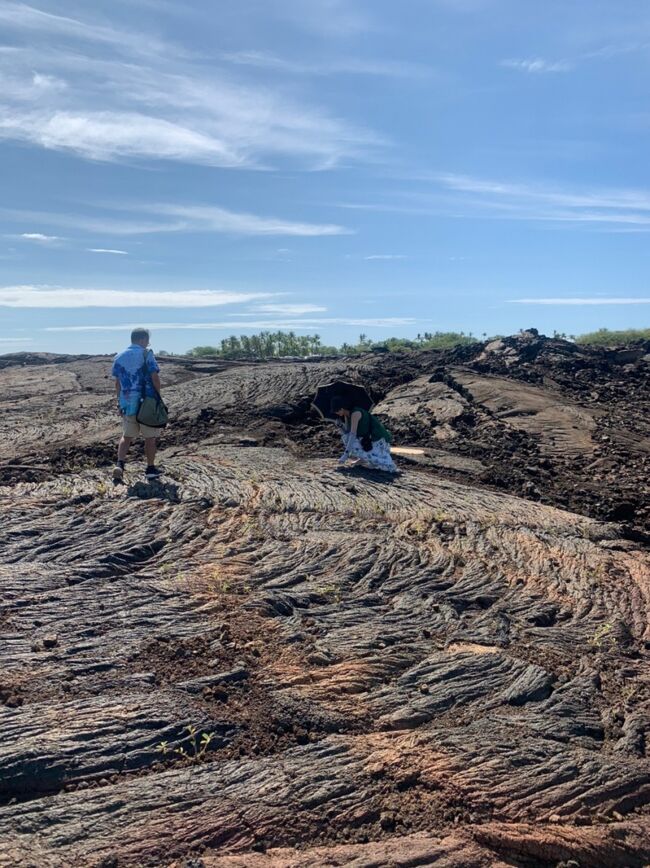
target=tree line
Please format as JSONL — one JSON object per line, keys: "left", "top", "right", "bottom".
{"left": 184, "top": 330, "right": 482, "bottom": 359}
{"left": 169, "top": 327, "right": 649, "bottom": 360}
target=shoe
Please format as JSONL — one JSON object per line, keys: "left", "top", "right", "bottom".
{"left": 112, "top": 461, "right": 125, "bottom": 482}
{"left": 145, "top": 465, "right": 164, "bottom": 480}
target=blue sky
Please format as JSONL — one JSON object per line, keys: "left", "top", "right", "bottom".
{"left": 1, "top": 0, "right": 650, "bottom": 354}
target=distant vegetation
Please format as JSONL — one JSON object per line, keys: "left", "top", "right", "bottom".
{"left": 185, "top": 326, "right": 649, "bottom": 359}
{"left": 574, "top": 328, "right": 650, "bottom": 346}
{"left": 187, "top": 330, "right": 483, "bottom": 359}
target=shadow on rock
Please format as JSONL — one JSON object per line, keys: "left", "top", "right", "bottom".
{"left": 336, "top": 466, "right": 400, "bottom": 484}
{"left": 126, "top": 480, "right": 181, "bottom": 502}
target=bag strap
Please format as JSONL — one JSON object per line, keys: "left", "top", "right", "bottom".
{"left": 140, "top": 348, "right": 150, "bottom": 400}
{"left": 140, "top": 347, "right": 161, "bottom": 401}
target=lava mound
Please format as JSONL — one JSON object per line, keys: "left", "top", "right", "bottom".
{"left": 0, "top": 335, "right": 648, "bottom": 867}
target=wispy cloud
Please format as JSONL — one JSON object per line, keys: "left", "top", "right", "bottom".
{"left": 0, "top": 8, "right": 380, "bottom": 169}
{"left": 1, "top": 202, "right": 351, "bottom": 237}
{"left": 1, "top": 207, "right": 187, "bottom": 236}
{"left": 437, "top": 173, "right": 650, "bottom": 228}
{"left": 501, "top": 37, "right": 650, "bottom": 76}
{"left": 0, "top": 1, "right": 179, "bottom": 58}
{"left": 509, "top": 297, "right": 650, "bottom": 305}
{"left": 148, "top": 203, "right": 350, "bottom": 236}
{"left": 252, "top": 304, "right": 328, "bottom": 314}
{"left": 45, "top": 317, "right": 417, "bottom": 332}
{"left": 360, "top": 172, "right": 650, "bottom": 231}
{"left": 15, "top": 232, "right": 61, "bottom": 243}
{"left": 87, "top": 248, "right": 129, "bottom": 255}
{"left": 364, "top": 254, "right": 407, "bottom": 260}
{"left": 0, "top": 285, "right": 275, "bottom": 308}
{"left": 276, "top": 0, "right": 375, "bottom": 38}
{"left": 501, "top": 58, "right": 573, "bottom": 74}
{"left": 223, "top": 49, "right": 427, "bottom": 79}
{"left": 0, "top": 110, "right": 253, "bottom": 167}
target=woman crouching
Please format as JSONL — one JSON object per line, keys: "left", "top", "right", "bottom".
{"left": 330, "top": 396, "right": 398, "bottom": 474}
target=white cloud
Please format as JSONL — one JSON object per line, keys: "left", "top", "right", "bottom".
{"left": 222, "top": 50, "right": 427, "bottom": 79}
{"left": 0, "top": 1, "right": 176, "bottom": 58}
{"left": 1, "top": 203, "right": 350, "bottom": 237}
{"left": 364, "top": 254, "right": 407, "bottom": 260}
{"left": 0, "top": 23, "right": 381, "bottom": 169}
{"left": 275, "top": 0, "right": 375, "bottom": 37}
{"left": 0, "top": 336, "right": 32, "bottom": 342}
{"left": 148, "top": 204, "right": 349, "bottom": 236}
{"left": 509, "top": 297, "right": 650, "bottom": 305}
{"left": 87, "top": 248, "right": 129, "bottom": 255}
{"left": 436, "top": 173, "right": 650, "bottom": 210}
{"left": 17, "top": 232, "right": 61, "bottom": 242}
{"left": 386, "top": 173, "right": 650, "bottom": 231}
{"left": 45, "top": 317, "right": 417, "bottom": 332}
{"left": 501, "top": 58, "right": 572, "bottom": 73}
{"left": 0, "top": 110, "right": 248, "bottom": 166}
{"left": 0, "top": 285, "right": 275, "bottom": 308}
{"left": 1, "top": 207, "right": 187, "bottom": 236}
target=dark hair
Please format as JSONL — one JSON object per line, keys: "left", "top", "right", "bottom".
{"left": 131, "top": 327, "right": 150, "bottom": 344}
{"left": 330, "top": 395, "right": 351, "bottom": 414}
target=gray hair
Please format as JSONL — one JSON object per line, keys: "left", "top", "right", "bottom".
{"left": 131, "top": 327, "right": 150, "bottom": 344}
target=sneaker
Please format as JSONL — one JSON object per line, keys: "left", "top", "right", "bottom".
{"left": 112, "top": 461, "right": 125, "bottom": 482}
{"left": 145, "top": 465, "right": 164, "bottom": 480}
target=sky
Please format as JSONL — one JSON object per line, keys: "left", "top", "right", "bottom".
{"left": 1, "top": 0, "right": 650, "bottom": 355}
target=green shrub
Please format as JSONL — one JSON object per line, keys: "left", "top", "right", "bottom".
{"left": 575, "top": 328, "right": 650, "bottom": 346}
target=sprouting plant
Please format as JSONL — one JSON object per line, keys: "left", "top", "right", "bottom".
{"left": 96, "top": 480, "right": 108, "bottom": 496}
{"left": 621, "top": 683, "right": 638, "bottom": 704}
{"left": 433, "top": 510, "right": 451, "bottom": 523}
{"left": 590, "top": 622, "right": 616, "bottom": 650}
{"left": 157, "top": 726, "right": 214, "bottom": 762}
{"left": 319, "top": 584, "right": 342, "bottom": 604}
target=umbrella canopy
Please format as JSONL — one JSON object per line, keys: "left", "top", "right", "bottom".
{"left": 312, "top": 380, "right": 373, "bottom": 421}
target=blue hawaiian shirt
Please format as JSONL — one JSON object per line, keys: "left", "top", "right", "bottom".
{"left": 111, "top": 344, "right": 160, "bottom": 416}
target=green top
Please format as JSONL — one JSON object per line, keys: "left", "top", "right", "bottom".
{"left": 349, "top": 406, "right": 393, "bottom": 443}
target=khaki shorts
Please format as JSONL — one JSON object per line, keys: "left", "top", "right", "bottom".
{"left": 122, "top": 415, "right": 161, "bottom": 439}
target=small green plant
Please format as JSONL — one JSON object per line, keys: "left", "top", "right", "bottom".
{"left": 432, "top": 510, "right": 451, "bottom": 523}
{"left": 590, "top": 622, "right": 616, "bottom": 650}
{"left": 158, "top": 725, "right": 214, "bottom": 761}
{"left": 96, "top": 480, "right": 108, "bottom": 496}
{"left": 621, "top": 682, "right": 638, "bottom": 704}
{"left": 319, "top": 584, "right": 342, "bottom": 604}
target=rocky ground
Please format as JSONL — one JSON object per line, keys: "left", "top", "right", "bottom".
{"left": 0, "top": 332, "right": 648, "bottom": 868}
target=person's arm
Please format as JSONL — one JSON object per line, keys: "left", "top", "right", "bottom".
{"left": 151, "top": 372, "right": 161, "bottom": 393}
{"left": 338, "top": 411, "right": 362, "bottom": 464}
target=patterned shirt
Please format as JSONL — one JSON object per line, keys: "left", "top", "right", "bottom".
{"left": 111, "top": 344, "right": 160, "bottom": 416}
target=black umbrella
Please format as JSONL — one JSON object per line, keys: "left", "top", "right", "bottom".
{"left": 312, "top": 380, "right": 373, "bottom": 421}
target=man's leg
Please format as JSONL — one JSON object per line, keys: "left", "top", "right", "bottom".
{"left": 144, "top": 437, "right": 157, "bottom": 466}
{"left": 114, "top": 414, "right": 138, "bottom": 481}
{"left": 113, "top": 435, "right": 132, "bottom": 481}
{"left": 141, "top": 423, "right": 162, "bottom": 479}
{"left": 117, "top": 436, "right": 133, "bottom": 462}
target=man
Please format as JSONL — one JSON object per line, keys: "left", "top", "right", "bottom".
{"left": 111, "top": 327, "right": 164, "bottom": 481}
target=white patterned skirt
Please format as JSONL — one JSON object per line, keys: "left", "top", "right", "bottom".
{"left": 340, "top": 432, "right": 398, "bottom": 473}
